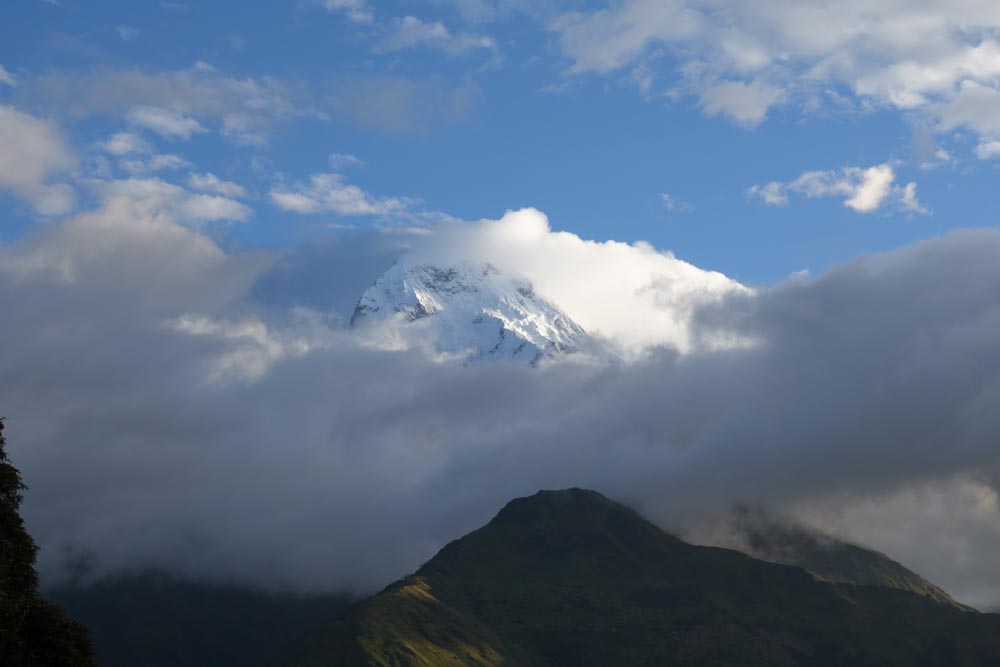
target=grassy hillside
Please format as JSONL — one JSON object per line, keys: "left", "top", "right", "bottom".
{"left": 283, "top": 489, "right": 1000, "bottom": 666}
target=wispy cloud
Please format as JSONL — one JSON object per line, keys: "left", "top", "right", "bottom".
{"left": 748, "top": 163, "right": 929, "bottom": 215}
{"left": 323, "top": 0, "right": 373, "bottom": 24}
{"left": 376, "top": 15, "right": 498, "bottom": 57}
{"left": 271, "top": 171, "right": 411, "bottom": 217}
{"left": 187, "top": 172, "right": 248, "bottom": 199}
{"left": 0, "top": 64, "right": 16, "bottom": 87}
{"left": 127, "top": 106, "right": 207, "bottom": 140}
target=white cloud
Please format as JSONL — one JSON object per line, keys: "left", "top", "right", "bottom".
{"left": 97, "top": 131, "right": 191, "bottom": 175}
{"left": 127, "top": 106, "right": 207, "bottom": 140}
{"left": 976, "top": 140, "right": 1000, "bottom": 159}
{"left": 698, "top": 79, "right": 786, "bottom": 127}
{"left": 748, "top": 162, "right": 928, "bottom": 215}
{"left": 270, "top": 172, "right": 412, "bottom": 217}
{"left": 119, "top": 154, "right": 191, "bottom": 175}
{"left": 99, "top": 131, "right": 152, "bottom": 156}
{"left": 0, "top": 105, "right": 75, "bottom": 215}
{"left": 0, "top": 64, "right": 16, "bottom": 87}
{"left": 97, "top": 178, "right": 252, "bottom": 224}
{"left": 843, "top": 164, "right": 895, "bottom": 213}
{"left": 899, "top": 181, "right": 930, "bottom": 214}
{"left": 25, "top": 64, "right": 316, "bottom": 145}
{"left": 187, "top": 172, "right": 248, "bottom": 199}
{"left": 328, "top": 153, "right": 364, "bottom": 170}
{"left": 659, "top": 193, "right": 691, "bottom": 211}
{"left": 376, "top": 16, "right": 498, "bottom": 56}
{"left": 550, "top": 0, "right": 1000, "bottom": 138}
{"left": 405, "top": 208, "right": 746, "bottom": 355}
{"left": 323, "top": 0, "right": 373, "bottom": 23}
{"left": 115, "top": 25, "right": 139, "bottom": 41}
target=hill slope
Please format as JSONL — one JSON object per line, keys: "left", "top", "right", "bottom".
{"left": 703, "top": 505, "right": 969, "bottom": 610}
{"left": 284, "top": 488, "right": 1000, "bottom": 666}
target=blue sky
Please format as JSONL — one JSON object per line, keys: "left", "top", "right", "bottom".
{"left": 3, "top": 0, "right": 999, "bottom": 285}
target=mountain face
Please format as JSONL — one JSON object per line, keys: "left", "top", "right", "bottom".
{"left": 284, "top": 488, "right": 1000, "bottom": 667}
{"left": 705, "top": 505, "right": 970, "bottom": 610}
{"left": 350, "top": 261, "right": 607, "bottom": 366}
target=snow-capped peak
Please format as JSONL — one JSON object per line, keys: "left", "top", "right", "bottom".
{"left": 350, "top": 260, "right": 607, "bottom": 365}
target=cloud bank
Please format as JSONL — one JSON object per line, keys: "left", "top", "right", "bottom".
{"left": 2, "top": 194, "right": 1000, "bottom": 609}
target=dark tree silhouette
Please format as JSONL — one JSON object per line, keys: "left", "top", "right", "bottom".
{"left": 0, "top": 419, "right": 94, "bottom": 666}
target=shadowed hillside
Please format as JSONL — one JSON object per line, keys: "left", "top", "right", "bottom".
{"left": 282, "top": 488, "right": 1000, "bottom": 666}
{"left": 48, "top": 572, "right": 353, "bottom": 667}
{"left": 705, "top": 505, "right": 970, "bottom": 610}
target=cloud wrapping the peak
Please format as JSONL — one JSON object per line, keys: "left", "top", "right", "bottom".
{"left": 2, "top": 194, "right": 1000, "bottom": 609}
{"left": 401, "top": 208, "right": 746, "bottom": 355}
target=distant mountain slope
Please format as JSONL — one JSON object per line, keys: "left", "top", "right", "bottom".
{"left": 699, "top": 505, "right": 969, "bottom": 610}
{"left": 350, "top": 261, "right": 609, "bottom": 365}
{"left": 283, "top": 489, "right": 1000, "bottom": 666}
{"left": 48, "top": 572, "right": 352, "bottom": 667}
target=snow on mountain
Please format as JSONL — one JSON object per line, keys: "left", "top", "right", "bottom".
{"left": 350, "top": 260, "right": 610, "bottom": 366}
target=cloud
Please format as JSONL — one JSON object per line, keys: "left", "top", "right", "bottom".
{"left": 127, "top": 106, "right": 207, "bottom": 140}
{"left": 748, "top": 162, "right": 928, "bottom": 214}
{"left": 98, "top": 132, "right": 152, "bottom": 157}
{"left": 4, "top": 194, "right": 1000, "bottom": 609}
{"left": 328, "top": 76, "right": 483, "bottom": 134}
{"left": 0, "top": 105, "right": 76, "bottom": 215}
{"left": 187, "top": 173, "right": 248, "bottom": 199}
{"left": 327, "top": 153, "right": 364, "bottom": 170}
{"left": 388, "top": 208, "right": 747, "bottom": 356}
{"left": 549, "top": 0, "right": 1000, "bottom": 139}
{"left": 323, "top": 0, "right": 374, "bottom": 24}
{"left": 975, "top": 140, "right": 1000, "bottom": 159}
{"left": 115, "top": 25, "right": 139, "bottom": 41}
{"left": 95, "top": 178, "right": 252, "bottom": 224}
{"left": 96, "top": 131, "right": 191, "bottom": 175}
{"left": 21, "top": 64, "right": 317, "bottom": 145}
{"left": 376, "top": 16, "right": 498, "bottom": 57}
{"left": 697, "top": 79, "right": 785, "bottom": 127}
{"left": 270, "top": 171, "right": 411, "bottom": 217}
{"left": 0, "top": 64, "right": 16, "bottom": 87}
{"left": 659, "top": 193, "right": 691, "bottom": 212}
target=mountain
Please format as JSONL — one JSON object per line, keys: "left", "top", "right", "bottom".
{"left": 47, "top": 572, "right": 353, "bottom": 667}
{"left": 282, "top": 488, "right": 1000, "bottom": 666}
{"left": 350, "top": 261, "right": 609, "bottom": 366}
{"left": 697, "top": 505, "right": 970, "bottom": 610}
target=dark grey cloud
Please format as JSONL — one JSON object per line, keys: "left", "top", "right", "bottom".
{"left": 3, "top": 199, "right": 1000, "bottom": 607}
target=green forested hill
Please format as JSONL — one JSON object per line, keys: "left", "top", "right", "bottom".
{"left": 282, "top": 488, "right": 1000, "bottom": 667}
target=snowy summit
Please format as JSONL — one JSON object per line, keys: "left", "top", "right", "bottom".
{"left": 350, "top": 260, "right": 608, "bottom": 366}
